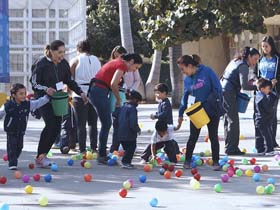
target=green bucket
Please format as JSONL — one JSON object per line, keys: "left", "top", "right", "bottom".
{"left": 51, "top": 92, "right": 68, "bottom": 116}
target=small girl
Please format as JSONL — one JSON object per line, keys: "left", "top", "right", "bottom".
{"left": 113, "top": 90, "right": 142, "bottom": 169}
{"left": 0, "top": 83, "right": 50, "bottom": 170}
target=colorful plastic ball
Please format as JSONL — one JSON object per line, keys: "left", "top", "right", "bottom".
{"left": 241, "top": 148, "right": 247, "bottom": 153}
{"left": 242, "top": 158, "right": 248, "bottom": 165}
{"left": 144, "top": 164, "right": 152, "bottom": 172}
{"left": 123, "top": 181, "right": 131, "bottom": 190}
{"left": 221, "top": 174, "right": 229, "bottom": 183}
{"left": 256, "top": 186, "right": 265, "bottom": 195}
{"left": 228, "top": 159, "right": 235, "bottom": 166}
{"left": 190, "top": 179, "right": 200, "bottom": 190}
{"left": 107, "top": 159, "right": 116, "bottom": 166}
{"left": 193, "top": 173, "right": 201, "bottom": 181}
{"left": 22, "top": 175, "right": 30, "bottom": 183}
{"left": 0, "top": 203, "right": 9, "bottom": 210}
{"left": 76, "top": 153, "right": 83, "bottom": 160}
{"left": 28, "top": 163, "right": 35, "bottom": 169}
{"left": 214, "top": 183, "right": 222, "bottom": 193}
{"left": 250, "top": 158, "right": 256, "bottom": 165}
{"left": 51, "top": 164, "right": 58, "bottom": 172}
{"left": 2, "top": 154, "right": 8, "bottom": 161}
{"left": 253, "top": 166, "right": 261, "bottom": 173}
{"left": 14, "top": 171, "right": 22, "bottom": 179}
{"left": 80, "top": 159, "right": 86, "bottom": 167}
{"left": 0, "top": 176, "right": 7, "bottom": 184}
{"left": 239, "top": 135, "right": 245, "bottom": 140}
{"left": 164, "top": 171, "right": 171, "bottom": 179}
{"left": 227, "top": 169, "right": 234, "bottom": 177}
{"left": 267, "top": 184, "right": 275, "bottom": 192}
{"left": 33, "top": 173, "right": 40, "bottom": 182}
{"left": 161, "top": 163, "right": 169, "bottom": 170}
{"left": 264, "top": 185, "right": 273, "bottom": 194}
{"left": 67, "top": 159, "right": 74, "bottom": 166}
{"left": 24, "top": 185, "right": 33, "bottom": 194}
{"left": 235, "top": 169, "right": 243, "bottom": 177}
{"left": 38, "top": 196, "right": 48, "bottom": 207}
{"left": 252, "top": 173, "right": 261, "bottom": 182}
{"left": 175, "top": 169, "right": 183, "bottom": 177}
{"left": 84, "top": 161, "right": 92, "bottom": 169}
{"left": 262, "top": 164, "right": 269, "bottom": 171}
{"left": 180, "top": 156, "right": 185, "bottom": 162}
{"left": 118, "top": 150, "right": 125, "bottom": 157}
{"left": 71, "top": 155, "right": 77, "bottom": 160}
{"left": 190, "top": 168, "right": 198, "bottom": 175}
{"left": 167, "top": 164, "right": 175, "bottom": 172}
{"left": 92, "top": 152, "right": 98, "bottom": 160}
{"left": 278, "top": 161, "right": 280, "bottom": 166}
{"left": 195, "top": 159, "right": 202, "bottom": 166}
{"left": 267, "top": 178, "right": 275, "bottom": 185}
{"left": 86, "top": 151, "right": 93, "bottom": 160}
{"left": 159, "top": 168, "right": 165, "bottom": 176}
{"left": 245, "top": 169, "right": 253, "bottom": 177}
{"left": 84, "top": 174, "right": 92, "bottom": 182}
{"left": 206, "top": 158, "right": 213, "bottom": 166}
{"left": 191, "top": 162, "right": 197, "bottom": 168}
{"left": 199, "top": 152, "right": 205, "bottom": 157}
{"left": 149, "top": 198, "right": 158, "bottom": 207}
{"left": 47, "top": 151, "right": 52, "bottom": 158}
{"left": 127, "top": 179, "right": 134, "bottom": 188}
{"left": 204, "top": 149, "right": 211, "bottom": 156}
{"left": 222, "top": 164, "right": 229, "bottom": 172}
{"left": 139, "top": 175, "right": 147, "bottom": 183}
{"left": 118, "top": 188, "right": 127, "bottom": 198}
{"left": 44, "top": 174, "right": 52, "bottom": 182}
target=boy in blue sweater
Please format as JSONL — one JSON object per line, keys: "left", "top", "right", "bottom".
{"left": 255, "top": 78, "right": 278, "bottom": 156}
{"left": 0, "top": 83, "right": 50, "bottom": 170}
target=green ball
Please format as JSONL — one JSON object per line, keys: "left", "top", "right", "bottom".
{"left": 235, "top": 169, "right": 243, "bottom": 177}
{"left": 47, "top": 151, "right": 52, "bottom": 158}
{"left": 222, "top": 164, "right": 229, "bottom": 172}
{"left": 278, "top": 161, "right": 280, "bottom": 166}
{"left": 195, "top": 159, "right": 202, "bottom": 166}
{"left": 180, "top": 156, "right": 185, "bottom": 162}
{"left": 267, "top": 184, "right": 275, "bottom": 192}
{"left": 242, "top": 159, "right": 248, "bottom": 165}
{"left": 264, "top": 185, "right": 273, "bottom": 194}
{"left": 87, "top": 147, "right": 92, "bottom": 152}
{"left": 149, "top": 159, "right": 157, "bottom": 167}
{"left": 76, "top": 153, "right": 83, "bottom": 160}
{"left": 214, "top": 183, "right": 222, "bottom": 193}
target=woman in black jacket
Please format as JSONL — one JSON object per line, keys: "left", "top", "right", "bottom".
{"left": 31, "top": 40, "right": 87, "bottom": 167}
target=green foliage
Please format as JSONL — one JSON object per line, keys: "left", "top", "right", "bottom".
{"left": 86, "top": 0, "right": 153, "bottom": 61}
{"left": 134, "top": 0, "right": 280, "bottom": 50}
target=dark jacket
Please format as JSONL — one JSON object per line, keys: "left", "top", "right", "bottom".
{"left": 31, "top": 56, "right": 82, "bottom": 98}
{"left": 117, "top": 102, "right": 140, "bottom": 142}
{"left": 255, "top": 91, "right": 277, "bottom": 127}
{"left": 155, "top": 98, "right": 173, "bottom": 124}
{"left": 4, "top": 100, "right": 30, "bottom": 134}
{"left": 254, "top": 55, "right": 280, "bottom": 95}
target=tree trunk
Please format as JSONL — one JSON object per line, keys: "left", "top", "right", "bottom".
{"left": 145, "top": 49, "right": 162, "bottom": 102}
{"left": 169, "top": 45, "right": 183, "bottom": 108}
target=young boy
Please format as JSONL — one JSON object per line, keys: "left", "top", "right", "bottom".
{"left": 115, "top": 90, "right": 142, "bottom": 169}
{"left": 255, "top": 78, "right": 278, "bottom": 156}
{"left": 150, "top": 83, "right": 173, "bottom": 125}
{"left": 0, "top": 83, "right": 50, "bottom": 170}
{"left": 140, "top": 120, "right": 178, "bottom": 164}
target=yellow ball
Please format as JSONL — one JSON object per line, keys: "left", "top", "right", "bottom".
{"left": 240, "top": 135, "right": 245, "bottom": 140}
{"left": 86, "top": 151, "right": 93, "bottom": 160}
{"left": 241, "top": 148, "right": 247, "bottom": 153}
{"left": 38, "top": 196, "right": 48, "bottom": 206}
{"left": 245, "top": 169, "right": 253, "bottom": 177}
{"left": 123, "top": 181, "right": 131, "bottom": 190}
{"left": 92, "top": 152, "right": 98, "bottom": 160}
{"left": 139, "top": 123, "right": 143, "bottom": 129}
{"left": 24, "top": 185, "right": 33, "bottom": 194}
{"left": 190, "top": 179, "right": 200, "bottom": 190}
{"left": 256, "top": 186, "right": 265, "bottom": 195}
{"left": 204, "top": 149, "right": 211, "bottom": 156}
{"left": 84, "top": 161, "right": 92, "bottom": 169}
{"left": 71, "top": 155, "right": 77, "bottom": 160}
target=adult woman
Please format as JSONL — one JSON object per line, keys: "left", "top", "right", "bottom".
{"left": 70, "top": 40, "right": 101, "bottom": 153}
{"left": 89, "top": 53, "right": 143, "bottom": 164}
{"left": 31, "top": 40, "right": 87, "bottom": 167}
{"left": 221, "top": 47, "right": 260, "bottom": 155}
{"left": 177, "top": 55, "right": 223, "bottom": 171}
{"left": 255, "top": 35, "right": 280, "bottom": 150}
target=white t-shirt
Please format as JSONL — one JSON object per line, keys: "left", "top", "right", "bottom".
{"left": 151, "top": 125, "right": 175, "bottom": 144}
{"left": 70, "top": 53, "right": 101, "bottom": 97}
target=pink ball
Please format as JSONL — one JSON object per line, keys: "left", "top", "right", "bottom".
{"left": 22, "top": 174, "right": 30, "bottom": 183}
{"left": 128, "top": 179, "right": 134, "bottom": 188}
{"left": 227, "top": 169, "right": 234, "bottom": 177}
{"left": 221, "top": 174, "right": 229, "bottom": 183}
{"left": 3, "top": 154, "right": 8, "bottom": 161}
{"left": 253, "top": 166, "right": 261, "bottom": 173}
{"left": 274, "top": 154, "right": 280, "bottom": 161}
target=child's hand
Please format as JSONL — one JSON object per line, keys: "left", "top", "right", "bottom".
{"left": 272, "top": 79, "right": 277, "bottom": 87}
{"left": 150, "top": 114, "right": 156, "bottom": 120}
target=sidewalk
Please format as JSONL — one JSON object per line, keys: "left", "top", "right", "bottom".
{"left": 0, "top": 102, "right": 280, "bottom": 210}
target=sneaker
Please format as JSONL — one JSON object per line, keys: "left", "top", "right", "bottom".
{"left": 8, "top": 166, "right": 18, "bottom": 170}
{"left": 273, "top": 146, "right": 280, "bottom": 151}
{"left": 97, "top": 156, "right": 110, "bottom": 165}
{"left": 265, "top": 151, "right": 279, "bottom": 156}
{"left": 139, "top": 159, "right": 147, "bottom": 164}
{"left": 183, "top": 161, "right": 191, "bottom": 169}
{"left": 257, "top": 152, "right": 265, "bottom": 156}
{"left": 35, "top": 155, "right": 53, "bottom": 168}
{"left": 213, "top": 162, "right": 221, "bottom": 171}
{"left": 120, "top": 162, "right": 134, "bottom": 169}
{"left": 225, "top": 151, "right": 245, "bottom": 156}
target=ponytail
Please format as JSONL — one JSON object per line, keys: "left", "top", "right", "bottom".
{"left": 177, "top": 55, "right": 199, "bottom": 66}
{"left": 234, "top": 47, "right": 259, "bottom": 61}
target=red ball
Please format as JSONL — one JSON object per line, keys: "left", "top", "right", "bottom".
{"left": 164, "top": 171, "right": 171, "bottom": 179}
{"left": 33, "top": 173, "right": 41, "bottom": 181}
{"left": 168, "top": 164, "right": 175, "bottom": 172}
{"left": 156, "top": 157, "right": 162, "bottom": 165}
{"left": 250, "top": 158, "right": 256, "bottom": 165}
{"left": 118, "top": 150, "right": 125, "bottom": 157}
{"left": 228, "top": 159, "right": 235, "bottom": 166}
{"left": 29, "top": 163, "right": 35, "bottom": 169}
{"left": 193, "top": 173, "right": 201, "bottom": 181}
{"left": 0, "top": 176, "right": 7, "bottom": 184}
{"left": 3, "top": 154, "right": 8, "bottom": 161}
{"left": 162, "top": 163, "right": 169, "bottom": 170}
{"left": 143, "top": 164, "right": 151, "bottom": 172}
{"left": 80, "top": 160, "right": 86, "bottom": 167}
{"left": 175, "top": 169, "right": 183, "bottom": 177}
{"left": 191, "top": 168, "right": 198, "bottom": 175}
{"left": 84, "top": 173, "right": 92, "bottom": 182}
{"left": 119, "top": 188, "right": 127, "bottom": 198}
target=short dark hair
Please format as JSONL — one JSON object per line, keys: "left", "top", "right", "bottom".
{"left": 125, "top": 89, "right": 142, "bottom": 102}
{"left": 121, "top": 53, "right": 143, "bottom": 64}
{"left": 177, "top": 55, "right": 199, "bottom": 66}
{"left": 155, "top": 120, "right": 168, "bottom": 132}
{"left": 10, "top": 83, "right": 26, "bottom": 97}
{"left": 77, "top": 39, "right": 91, "bottom": 53}
{"left": 256, "top": 78, "right": 272, "bottom": 91}
{"left": 154, "top": 83, "right": 169, "bottom": 94}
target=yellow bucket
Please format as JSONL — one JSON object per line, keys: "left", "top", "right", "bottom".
{"left": 0, "top": 92, "right": 8, "bottom": 107}
{"left": 185, "top": 102, "right": 210, "bottom": 129}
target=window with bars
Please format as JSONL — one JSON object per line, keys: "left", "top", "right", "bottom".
{"left": 9, "top": 9, "right": 23, "bottom": 17}
{"left": 9, "top": 21, "right": 24, "bottom": 29}
{"left": 10, "top": 31, "right": 24, "bottom": 45}
{"left": 59, "top": 32, "right": 69, "bottom": 44}
{"left": 32, "top": 32, "right": 46, "bottom": 45}
{"left": 59, "top": 21, "right": 68, "bottom": 29}
{"left": 49, "top": 21, "right": 56, "bottom": 29}
{"left": 10, "top": 54, "right": 24, "bottom": 72}
{"left": 32, "top": 22, "right": 46, "bottom": 29}
{"left": 32, "top": 9, "right": 46, "bottom": 18}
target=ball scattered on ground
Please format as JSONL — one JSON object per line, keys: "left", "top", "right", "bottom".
{"left": 14, "top": 171, "right": 22, "bottom": 179}
{"left": 24, "top": 185, "right": 33, "bottom": 194}
{"left": 221, "top": 174, "right": 229, "bottom": 183}
{"left": 67, "top": 159, "right": 74, "bottom": 166}
{"left": 123, "top": 181, "right": 131, "bottom": 190}
{"left": 118, "top": 188, "right": 127, "bottom": 198}
{"left": 38, "top": 196, "right": 48, "bottom": 207}
{"left": 253, "top": 166, "right": 261, "bottom": 173}
{"left": 252, "top": 173, "right": 261, "bottom": 182}
{"left": 149, "top": 198, "right": 158, "bottom": 207}
{"left": 245, "top": 169, "right": 253, "bottom": 177}
{"left": 235, "top": 169, "right": 243, "bottom": 177}
{"left": 2, "top": 154, "right": 8, "bottom": 161}
{"left": 22, "top": 175, "right": 30, "bottom": 183}
{"left": 84, "top": 161, "right": 92, "bottom": 169}
{"left": 28, "top": 163, "right": 35, "bottom": 169}
{"left": 262, "top": 164, "right": 269, "bottom": 171}
{"left": 139, "top": 175, "right": 147, "bottom": 183}
{"left": 0, "top": 203, "right": 9, "bottom": 210}
{"left": 190, "top": 179, "right": 200, "bottom": 190}
{"left": 0, "top": 176, "right": 7, "bottom": 184}
{"left": 175, "top": 169, "right": 183, "bottom": 177}
{"left": 51, "top": 164, "right": 58, "bottom": 172}
{"left": 84, "top": 174, "right": 92, "bottom": 182}
{"left": 267, "top": 178, "right": 275, "bottom": 185}
{"left": 214, "top": 183, "right": 222, "bottom": 193}
{"left": 256, "top": 186, "right": 265, "bottom": 195}
{"left": 44, "top": 174, "right": 52, "bottom": 182}
{"left": 33, "top": 173, "right": 40, "bottom": 182}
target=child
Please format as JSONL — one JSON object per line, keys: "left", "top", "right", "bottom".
{"left": 150, "top": 83, "right": 173, "bottom": 125}
{"left": 114, "top": 90, "right": 142, "bottom": 169}
{"left": 0, "top": 83, "right": 50, "bottom": 170}
{"left": 140, "top": 120, "right": 178, "bottom": 164}
{"left": 255, "top": 78, "right": 278, "bottom": 156}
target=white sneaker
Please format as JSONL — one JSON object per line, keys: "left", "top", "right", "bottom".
{"left": 265, "top": 151, "right": 279, "bottom": 156}
{"left": 8, "top": 166, "right": 18, "bottom": 170}
{"left": 35, "top": 155, "right": 54, "bottom": 168}
{"left": 139, "top": 159, "right": 147, "bottom": 164}
{"left": 257, "top": 152, "right": 265, "bottom": 156}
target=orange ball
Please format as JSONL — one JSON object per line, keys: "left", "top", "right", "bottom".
{"left": 176, "top": 155, "right": 181, "bottom": 162}
{"left": 84, "top": 173, "right": 92, "bottom": 182}
{"left": 164, "top": 171, "right": 171, "bottom": 179}
{"left": 206, "top": 158, "right": 213, "bottom": 166}
{"left": 175, "top": 169, "right": 183, "bottom": 177}
{"left": 113, "top": 151, "right": 118, "bottom": 156}
{"left": 14, "top": 171, "right": 22, "bottom": 179}
{"left": 144, "top": 164, "right": 151, "bottom": 172}
{"left": 261, "top": 164, "right": 269, "bottom": 172}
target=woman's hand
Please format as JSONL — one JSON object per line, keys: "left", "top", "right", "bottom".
{"left": 80, "top": 92, "right": 88, "bottom": 104}
{"left": 175, "top": 117, "right": 184, "bottom": 130}
{"left": 46, "top": 87, "right": 56, "bottom": 96}
{"left": 272, "top": 79, "right": 277, "bottom": 88}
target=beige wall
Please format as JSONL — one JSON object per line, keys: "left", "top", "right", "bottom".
{"left": 182, "top": 36, "right": 229, "bottom": 77}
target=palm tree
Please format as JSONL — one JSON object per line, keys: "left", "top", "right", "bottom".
{"left": 169, "top": 45, "right": 183, "bottom": 108}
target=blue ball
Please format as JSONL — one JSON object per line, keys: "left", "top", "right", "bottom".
{"left": 107, "top": 159, "right": 116, "bottom": 166}
{"left": 267, "top": 178, "right": 275, "bottom": 185}
{"left": 190, "top": 162, "right": 197, "bottom": 168}
{"left": 67, "top": 159, "right": 74, "bottom": 166}
{"left": 159, "top": 168, "right": 165, "bottom": 175}
{"left": 51, "top": 164, "right": 58, "bottom": 172}
{"left": 219, "top": 160, "right": 226, "bottom": 166}
{"left": 44, "top": 174, "right": 52, "bottom": 182}
{"left": 111, "top": 155, "right": 118, "bottom": 161}
{"left": 139, "top": 175, "right": 147, "bottom": 183}
{"left": 0, "top": 203, "right": 9, "bottom": 210}
{"left": 222, "top": 156, "right": 229, "bottom": 162}
{"left": 150, "top": 198, "right": 158, "bottom": 207}
{"left": 252, "top": 173, "right": 261, "bottom": 182}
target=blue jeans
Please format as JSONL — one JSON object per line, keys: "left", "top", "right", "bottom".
{"left": 89, "top": 86, "right": 112, "bottom": 157}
